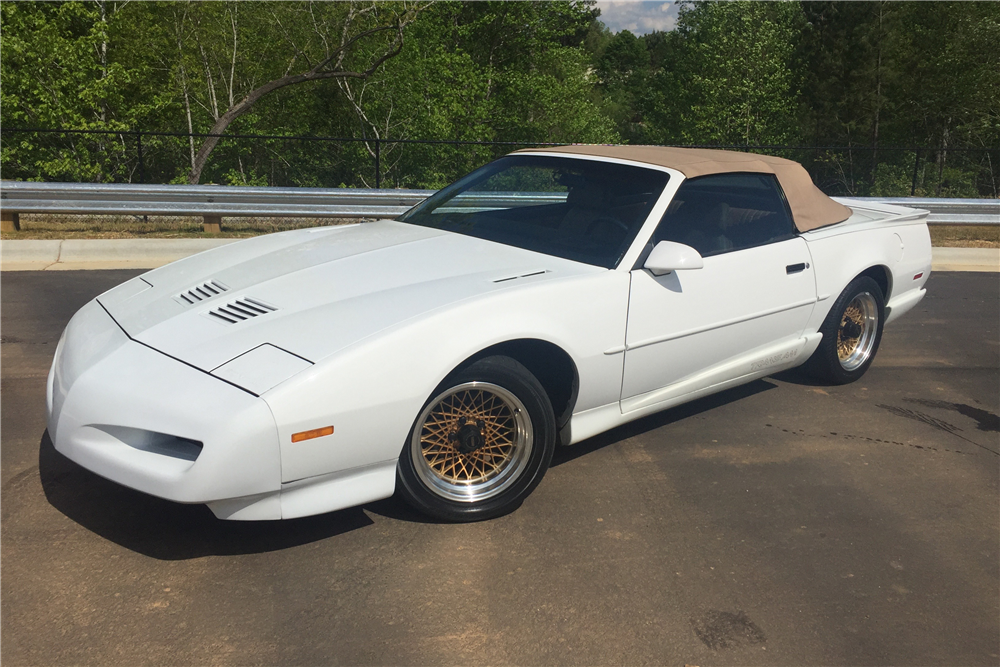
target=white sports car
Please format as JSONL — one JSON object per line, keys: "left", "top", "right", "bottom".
{"left": 47, "top": 146, "right": 933, "bottom": 522}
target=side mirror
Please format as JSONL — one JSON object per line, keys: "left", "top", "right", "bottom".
{"left": 643, "top": 240, "right": 704, "bottom": 276}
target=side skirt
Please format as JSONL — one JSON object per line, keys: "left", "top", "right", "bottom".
{"left": 566, "top": 334, "right": 822, "bottom": 445}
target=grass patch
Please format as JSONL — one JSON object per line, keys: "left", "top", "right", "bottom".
{"left": 928, "top": 225, "right": 999, "bottom": 248}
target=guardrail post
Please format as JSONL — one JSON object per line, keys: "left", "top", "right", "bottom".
{"left": 203, "top": 215, "right": 222, "bottom": 233}
{"left": 1, "top": 211, "right": 20, "bottom": 232}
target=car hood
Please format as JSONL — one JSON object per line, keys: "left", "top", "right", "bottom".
{"left": 98, "top": 220, "right": 598, "bottom": 372}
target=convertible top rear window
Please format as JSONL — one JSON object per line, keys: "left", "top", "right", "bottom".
{"left": 399, "top": 155, "right": 670, "bottom": 268}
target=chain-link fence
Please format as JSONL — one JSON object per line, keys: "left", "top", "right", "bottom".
{"left": 739, "top": 145, "right": 999, "bottom": 200}
{"left": 0, "top": 128, "right": 562, "bottom": 192}
{"left": 2, "top": 128, "right": 998, "bottom": 199}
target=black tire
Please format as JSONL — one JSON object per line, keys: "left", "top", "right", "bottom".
{"left": 396, "top": 355, "right": 556, "bottom": 522}
{"left": 806, "top": 276, "right": 886, "bottom": 384}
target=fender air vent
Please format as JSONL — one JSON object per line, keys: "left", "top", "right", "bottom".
{"left": 208, "top": 297, "right": 278, "bottom": 324}
{"left": 493, "top": 269, "right": 549, "bottom": 284}
{"left": 176, "top": 280, "right": 228, "bottom": 305}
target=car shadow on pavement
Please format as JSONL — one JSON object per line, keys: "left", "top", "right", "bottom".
{"left": 362, "top": 496, "right": 452, "bottom": 524}
{"left": 551, "top": 378, "right": 778, "bottom": 467}
{"left": 768, "top": 366, "right": 831, "bottom": 387}
{"left": 38, "top": 431, "right": 373, "bottom": 560}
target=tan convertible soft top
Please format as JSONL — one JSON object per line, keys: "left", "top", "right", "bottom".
{"left": 515, "top": 144, "right": 852, "bottom": 232}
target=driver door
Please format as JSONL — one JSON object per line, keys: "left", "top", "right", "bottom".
{"left": 621, "top": 173, "right": 817, "bottom": 406}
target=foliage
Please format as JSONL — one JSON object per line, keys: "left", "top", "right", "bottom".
{"left": 0, "top": 1, "right": 175, "bottom": 181}
{"left": 669, "top": 0, "right": 805, "bottom": 146}
{"left": 1, "top": 0, "right": 997, "bottom": 196}
{"left": 330, "top": 1, "right": 618, "bottom": 188}
{"left": 797, "top": 1, "right": 999, "bottom": 194}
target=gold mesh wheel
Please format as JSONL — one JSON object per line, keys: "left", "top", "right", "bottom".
{"left": 837, "top": 292, "right": 878, "bottom": 371}
{"left": 410, "top": 381, "right": 533, "bottom": 503}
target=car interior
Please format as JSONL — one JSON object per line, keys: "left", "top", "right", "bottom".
{"left": 653, "top": 173, "right": 798, "bottom": 257}
{"left": 402, "top": 156, "right": 670, "bottom": 268}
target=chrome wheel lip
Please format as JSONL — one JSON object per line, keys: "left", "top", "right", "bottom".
{"left": 838, "top": 292, "right": 878, "bottom": 371}
{"left": 410, "top": 381, "right": 533, "bottom": 504}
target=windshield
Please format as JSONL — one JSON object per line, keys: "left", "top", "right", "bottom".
{"left": 398, "top": 155, "right": 670, "bottom": 268}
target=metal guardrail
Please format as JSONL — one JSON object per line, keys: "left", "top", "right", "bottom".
{"left": 0, "top": 181, "right": 429, "bottom": 218}
{"left": 0, "top": 181, "right": 997, "bottom": 232}
{"left": 0, "top": 181, "right": 433, "bottom": 232}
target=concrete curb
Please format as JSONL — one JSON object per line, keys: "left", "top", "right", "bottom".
{"left": 1, "top": 238, "right": 998, "bottom": 272}
{"left": 1, "top": 239, "right": 237, "bottom": 271}
{"left": 929, "top": 247, "right": 1000, "bottom": 272}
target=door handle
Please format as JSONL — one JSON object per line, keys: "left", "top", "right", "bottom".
{"left": 786, "top": 262, "right": 809, "bottom": 274}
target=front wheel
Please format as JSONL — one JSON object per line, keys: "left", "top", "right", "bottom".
{"left": 396, "top": 356, "right": 556, "bottom": 522}
{"left": 806, "top": 276, "right": 885, "bottom": 384}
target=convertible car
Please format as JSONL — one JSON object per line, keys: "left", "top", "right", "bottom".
{"left": 47, "top": 146, "right": 932, "bottom": 522}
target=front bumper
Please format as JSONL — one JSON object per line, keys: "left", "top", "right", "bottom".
{"left": 46, "top": 300, "right": 283, "bottom": 518}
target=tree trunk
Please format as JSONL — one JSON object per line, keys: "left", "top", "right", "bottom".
{"left": 935, "top": 125, "right": 950, "bottom": 196}
{"left": 181, "top": 67, "right": 197, "bottom": 172}
{"left": 185, "top": 15, "right": 413, "bottom": 184}
{"left": 870, "top": 2, "right": 884, "bottom": 189}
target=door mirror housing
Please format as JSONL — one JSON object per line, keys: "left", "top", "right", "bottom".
{"left": 643, "top": 241, "right": 704, "bottom": 276}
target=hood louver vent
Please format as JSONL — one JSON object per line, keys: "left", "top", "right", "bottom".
{"left": 207, "top": 297, "right": 278, "bottom": 324}
{"left": 176, "top": 280, "right": 228, "bottom": 305}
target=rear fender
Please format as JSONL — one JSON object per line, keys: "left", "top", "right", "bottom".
{"left": 803, "top": 223, "right": 931, "bottom": 332}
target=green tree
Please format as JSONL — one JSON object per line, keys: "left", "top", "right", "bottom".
{"left": 889, "top": 2, "right": 1000, "bottom": 196}
{"left": 167, "top": 1, "right": 423, "bottom": 184}
{"left": 799, "top": 1, "right": 999, "bottom": 196}
{"left": 593, "top": 30, "right": 650, "bottom": 142}
{"left": 646, "top": 0, "right": 806, "bottom": 146}
{"left": 329, "top": 1, "right": 618, "bottom": 188}
{"left": 0, "top": 1, "right": 174, "bottom": 181}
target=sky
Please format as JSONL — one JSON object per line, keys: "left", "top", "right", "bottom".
{"left": 594, "top": 1, "right": 681, "bottom": 35}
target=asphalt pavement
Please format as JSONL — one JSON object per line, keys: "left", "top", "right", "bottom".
{"left": 1, "top": 270, "right": 998, "bottom": 666}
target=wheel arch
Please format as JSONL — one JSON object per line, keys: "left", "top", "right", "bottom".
{"left": 457, "top": 339, "right": 579, "bottom": 430}
{"left": 857, "top": 264, "right": 893, "bottom": 302}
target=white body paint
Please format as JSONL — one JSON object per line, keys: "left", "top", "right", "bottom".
{"left": 47, "top": 155, "right": 932, "bottom": 520}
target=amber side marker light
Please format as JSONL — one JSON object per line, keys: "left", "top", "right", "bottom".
{"left": 292, "top": 426, "right": 334, "bottom": 443}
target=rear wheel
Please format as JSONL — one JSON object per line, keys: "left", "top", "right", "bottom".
{"left": 807, "top": 276, "right": 885, "bottom": 384}
{"left": 396, "top": 356, "right": 556, "bottom": 522}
